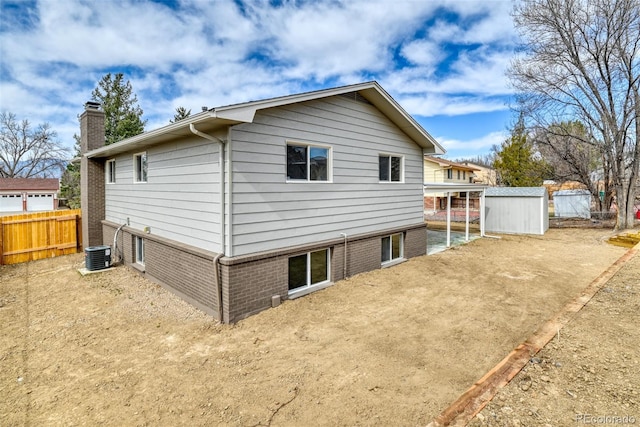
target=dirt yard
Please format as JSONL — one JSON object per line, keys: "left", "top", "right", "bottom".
{"left": 469, "top": 244, "right": 640, "bottom": 427}
{"left": 1, "top": 228, "right": 636, "bottom": 426}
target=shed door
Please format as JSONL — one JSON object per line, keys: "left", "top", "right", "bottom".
{"left": 0, "top": 194, "right": 23, "bottom": 212}
{"left": 27, "top": 194, "right": 54, "bottom": 211}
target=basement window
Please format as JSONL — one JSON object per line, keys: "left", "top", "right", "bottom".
{"left": 135, "top": 236, "right": 145, "bottom": 266}
{"left": 288, "top": 249, "right": 330, "bottom": 296}
{"left": 381, "top": 233, "right": 404, "bottom": 265}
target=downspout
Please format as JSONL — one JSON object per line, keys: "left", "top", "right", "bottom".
{"left": 190, "top": 123, "right": 226, "bottom": 322}
{"left": 340, "top": 233, "right": 348, "bottom": 279}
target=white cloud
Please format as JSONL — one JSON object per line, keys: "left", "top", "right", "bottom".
{"left": 401, "top": 39, "right": 444, "bottom": 69}
{"left": 0, "top": 0, "right": 518, "bottom": 153}
{"left": 437, "top": 130, "right": 507, "bottom": 152}
{"left": 399, "top": 93, "right": 507, "bottom": 117}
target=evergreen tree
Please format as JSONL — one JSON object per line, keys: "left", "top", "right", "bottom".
{"left": 59, "top": 139, "right": 81, "bottom": 208}
{"left": 91, "top": 73, "right": 146, "bottom": 145}
{"left": 170, "top": 107, "right": 191, "bottom": 123}
{"left": 494, "top": 117, "right": 551, "bottom": 187}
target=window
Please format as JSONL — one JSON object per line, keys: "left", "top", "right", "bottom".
{"left": 457, "top": 170, "right": 460, "bottom": 180}
{"left": 379, "top": 155, "right": 402, "bottom": 182}
{"left": 287, "top": 143, "right": 329, "bottom": 181}
{"left": 134, "top": 152, "right": 147, "bottom": 182}
{"left": 463, "top": 171, "right": 466, "bottom": 180}
{"left": 446, "top": 169, "right": 453, "bottom": 180}
{"left": 106, "top": 159, "right": 116, "bottom": 183}
{"left": 135, "top": 236, "right": 145, "bottom": 265}
{"left": 381, "top": 233, "right": 403, "bottom": 264}
{"left": 288, "top": 249, "right": 330, "bottom": 293}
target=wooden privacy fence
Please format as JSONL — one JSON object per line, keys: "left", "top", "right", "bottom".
{"left": 0, "top": 209, "right": 82, "bottom": 265}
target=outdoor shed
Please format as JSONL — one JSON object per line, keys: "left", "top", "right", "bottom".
{"left": 553, "top": 189, "right": 591, "bottom": 219}
{"left": 484, "top": 187, "right": 549, "bottom": 235}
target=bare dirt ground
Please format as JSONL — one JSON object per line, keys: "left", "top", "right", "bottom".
{"left": 469, "top": 245, "right": 640, "bottom": 427}
{"left": 1, "top": 228, "right": 636, "bottom": 426}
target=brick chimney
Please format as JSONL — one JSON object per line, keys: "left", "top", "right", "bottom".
{"left": 80, "top": 102, "right": 106, "bottom": 249}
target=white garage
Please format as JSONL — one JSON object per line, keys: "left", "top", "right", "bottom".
{"left": 0, "top": 194, "right": 23, "bottom": 212}
{"left": 0, "top": 178, "right": 59, "bottom": 213}
{"left": 27, "top": 193, "right": 56, "bottom": 211}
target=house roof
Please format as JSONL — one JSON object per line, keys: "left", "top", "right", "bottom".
{"left": 86, "top": 81, "right": 446, "bottom": 158}
{"left": 424, "top": 155, "right": 480, "bottom": 172}
{"left": 460, "top": 161, "right": 495, "bottom": 171}
{"left": 485, "top": 187, "right": 547, "bottom": 197}
{"left": 0, "top": 178, "right": 59, "bottom": 192}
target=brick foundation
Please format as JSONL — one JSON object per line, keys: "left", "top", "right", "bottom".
{"left": 102, "top": 221, "right": 427, "bottom": 323}
{"left": 103, "top": 221, "right": 219, "bottom": 318}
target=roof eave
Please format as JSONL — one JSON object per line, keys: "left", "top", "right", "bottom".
{"left": 85, "top": 81, "right": 446, "bottom": 158}
{"left": 85, "top": 111, "right": 246, "bottom": 159}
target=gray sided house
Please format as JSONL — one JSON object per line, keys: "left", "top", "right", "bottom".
{"left": 81, "top": 82, "right": 445, "bottom": 322}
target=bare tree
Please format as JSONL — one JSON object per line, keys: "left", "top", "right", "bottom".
{"left": 509, "top": 0, "right": 640, "bottom": 229}
{"left": 0, "top": 112, "right": 69, "bottom": 178}
{"left": 532, "top": 121, "right": 613, "bottom": 211}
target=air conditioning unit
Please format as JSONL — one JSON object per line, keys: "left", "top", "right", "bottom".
{"left": 85, "top": 245, "right": 111, "bottom": 271}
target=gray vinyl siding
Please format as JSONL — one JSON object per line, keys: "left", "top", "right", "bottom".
{"left": 229, "top": 95, "right": 425, "bottom": 256}
{"left": 105, "top": 137, "right": 221, "bottom": 252}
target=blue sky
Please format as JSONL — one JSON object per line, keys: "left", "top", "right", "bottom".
{"left": 0, "top": 0, "right": 518, "bottom": 160}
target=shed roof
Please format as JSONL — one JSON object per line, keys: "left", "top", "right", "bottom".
{"left": 0, "top": 178, "right": 59, "bottom": 192}
{"left": 554, "top": 189, "right": 591, "bottom": 196}
{"left": 87, "top": 81, "right": 445, "bottom": 159}
{"left": 485, "top": 187, "right": 547, "bottom": 197}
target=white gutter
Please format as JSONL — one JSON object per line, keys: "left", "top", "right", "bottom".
{"left": 189, "top": 124, "right": 227, "bottom": 321}
{"left": 225, "top": 127, "right": 233, "bottom": 257}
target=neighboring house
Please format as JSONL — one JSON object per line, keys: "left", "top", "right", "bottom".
{"left": 460, "top": 161, "right": 497, "bottom": 186}
{"left": 80, "top": 81, "right": 445, "bottom": 323}
{"left": 0, "top": 178, "right": 59, "bottom": 212}
{"left": 423, "top": 156, "right": 481, "bottom": 210}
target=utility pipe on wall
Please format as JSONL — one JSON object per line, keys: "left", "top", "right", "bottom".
{"left": 112, "top": 222, "right": 127, "bottom": 265}
{"left": 340, "top": 233, "right": 348, "bottom": 279}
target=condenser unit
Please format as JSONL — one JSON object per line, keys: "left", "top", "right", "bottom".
{"left": 85, "top": 245, "right": 111, "bottom": 271}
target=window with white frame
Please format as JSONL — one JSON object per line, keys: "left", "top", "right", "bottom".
{"left": 446, "top": 169, "right": 453, "bottom": 180}
{"left": 106, "top": 159, "right": 116, "bottom": 183}
{"left": 135, "top": 236, "right": 145, "bottom": 265}
{"left": 379, "top": 155, "right": 402, "bottom": 182}
{"left": 286, "top": 143, "right": 330, "bottom": 181}
{"left": 381, "top": 233, "right": 403, "bottom": 264}
{"left": 134, "top": 152, "right": 147, "bottom": 183}
{"left": 288, "top": 249, "right": 330, "bottom": 293}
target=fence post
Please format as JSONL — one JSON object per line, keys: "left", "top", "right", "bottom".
{"left": 76, "top": 214, "right": 82, "bottom": 251}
